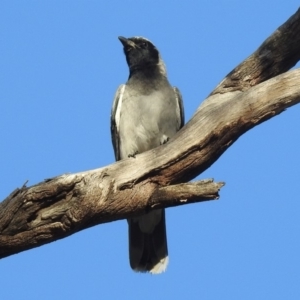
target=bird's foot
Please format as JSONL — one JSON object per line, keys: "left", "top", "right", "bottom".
{"left": 160, "top": 135, "right": 170, "bottom": 145}
{"left": 128, "top": 151, "right": 139, "bottom": 158}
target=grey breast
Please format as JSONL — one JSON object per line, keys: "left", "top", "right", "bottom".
{"left": 118, "top": 84, "right": 179, "bottom": 159}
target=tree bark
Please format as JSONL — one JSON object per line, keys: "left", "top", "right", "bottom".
{"left": 1, "top": 8, "right": 300, "bottom": 259}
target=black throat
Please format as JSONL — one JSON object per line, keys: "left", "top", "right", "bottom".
{"left": 128, "top": 63, "right": 163, "bottom": 80}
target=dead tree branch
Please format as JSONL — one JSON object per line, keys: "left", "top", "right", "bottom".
{"left": 1, "top": 8, "right": 300, "bottom": 259}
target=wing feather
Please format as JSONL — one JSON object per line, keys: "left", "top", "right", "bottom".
{"left": 111, "top": 84, "right": 125, "bottom": 161}
{"left": 173, "top": 86, "right": 185, "bottom": 130}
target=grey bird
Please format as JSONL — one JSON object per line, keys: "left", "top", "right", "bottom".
{"left": 111, "top": 36, "right": 184, "bottom": 274}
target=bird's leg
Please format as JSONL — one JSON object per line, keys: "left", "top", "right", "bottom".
{"left": 160, "top": 135, "right": 170, "bottom": 145}
{"left": 128, "top": 150, "right": 139, "bottom": 158}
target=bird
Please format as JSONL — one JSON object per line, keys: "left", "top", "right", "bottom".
{"left": 110, "top": 36, "right": 184, "bottom": 274}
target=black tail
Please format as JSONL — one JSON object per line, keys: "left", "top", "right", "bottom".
{"left": 128, "top": 209, "right": 168, "bottom": 274}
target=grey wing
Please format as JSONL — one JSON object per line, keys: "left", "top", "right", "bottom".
{"left": 111, "top": 84, "right": 125, "bottom": 161}
{"left": 173, "top": 87, "right": 185, "bottom": 130}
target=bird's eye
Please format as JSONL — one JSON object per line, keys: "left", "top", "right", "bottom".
{"left": 141, "top": 42, "right": 147, "bottom": 48}
{"left": 126, "top": 47, "right": 132, "bottom": 52}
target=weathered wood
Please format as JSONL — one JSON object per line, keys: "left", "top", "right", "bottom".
{"left": 149, "top": 180, "right": 225, "bottom": 209}
{"left": 1, "top": 8, "right": 300, "bottom": 259}
{"left": 0, "top": 176, "right": 222, "bottom": 258}
{"left": 212, "top": 8, "right": 300, "bottom": 94}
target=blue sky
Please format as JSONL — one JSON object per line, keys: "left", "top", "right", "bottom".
{"left": 1, "top": 1, "right": 300, "bottom": 299}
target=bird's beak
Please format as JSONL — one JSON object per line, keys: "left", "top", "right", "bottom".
{"left": 118, "top": 36, "right": 136, "bottom": 48}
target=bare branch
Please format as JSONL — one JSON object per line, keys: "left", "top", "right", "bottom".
{"left": 0, "top": 177, "right": 222, "bottom": 259}
{"left": 212, "top": 8, "right": 300, "bottom": 94}
{"left": 1, "top": 8, "right": 300, "bottom": 259}
{"left": 149, "top": 180, "right": 225, "bottom": 209}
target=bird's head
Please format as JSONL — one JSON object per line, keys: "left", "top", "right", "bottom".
{"left": 118, "top": 36, "right": 166, "bottom": 76}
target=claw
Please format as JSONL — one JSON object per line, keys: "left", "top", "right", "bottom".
{"left": 128, "top": 151, "right": 139, "bottom": 158}
{"left": 160, "top": 135, "right": 170, "bottom": 145}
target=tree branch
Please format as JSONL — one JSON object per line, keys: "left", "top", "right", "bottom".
{"left": 212, "top": 8, "right": 300, "bottom": 94}
{"left": 0, "top": 177, "right": 223, "bottom": 259}
{"left": 1, "top": 8, "right": 300, "bottom": 259}
{"left": 149, "top": 179, "right": 225, "bottom": 209}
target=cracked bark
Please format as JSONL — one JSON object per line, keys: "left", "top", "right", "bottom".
{"left": 1, "top": 8, "right": 300, "bottom": 259}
